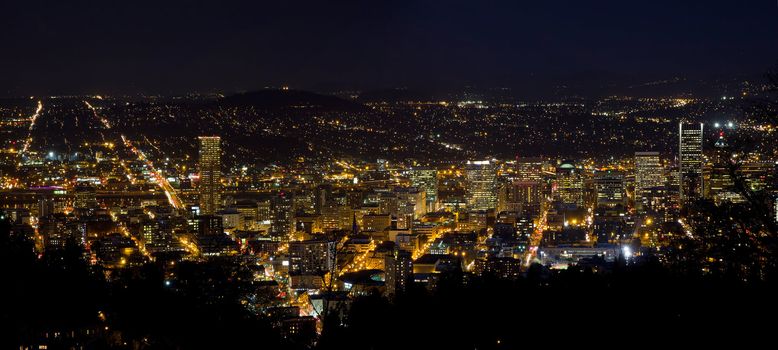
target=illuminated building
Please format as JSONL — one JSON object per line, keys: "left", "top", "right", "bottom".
{"left": 473, "top": 257, "right": 521, "bottom": 280}
{"left": 288, "top": 239, "right": 336, "bottom": 275}
{"left": 271, "top": 191, "right": 294, "bottom": 236}
{"left": 217, "top": 208, "right": 241, "bottom": 230}
{"left": 709, "top": 132, "right": 736, "bottom": 203}
{"left": 394, "top": 187, "right": 426, "bottom": 229}
{"left": 362, "top": 213, "right": 392, "bottom": 232}
{"left": 385, "top": 249, "right": 413, "bottom": 296}
{"left": 594, "top": 170, "right": 625, "bottom": 209}
{"left": 197, "top": 215, "right": 223, "bottom": 236}
{"left": 281, "top": 316, "right": 317, "bottom": 345}
{"left": 141, "top": 220, "right": 159, "bottom": 244}
{"left": 73, "top": 183, "right": 97, "bottom": 209}
{"left": 555, "top": 160, "right": 583, "bottom": 208}
{"left": 465, "top": 160, "right": 497, "bottom": 211}
{"left": 497, "top": 180, "right": 543, "bottom": 218}
{"left": 515, "top": 157, "right": 544, "bottom": 182}
{"left": 515, "top": 215, "right": 535, "bottom": 240}
{"left": 678, "top": 123, "right": 703, "bottom": 203}
{"left": 198, "top": 136, "right": 221, "bottom": 215}
{"left": 634, "top": 151, "right": 663, "bottom": 211}
{"left": 408, "top": 167, "right": 438, "bottom": 211}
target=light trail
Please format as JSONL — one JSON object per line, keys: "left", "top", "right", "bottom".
{"left": 83, "top": 99, "right": 193, "bottom": 260}
{"left": 677, "top": 218, "right": 695, "bottom": 239}
{"left": 523, "top": 207, "right": 548, "bottom": 267}
{"left": 412, "top": 227, "right": 450, "bottom": 260}
{"left": 121, "top": 135, "right": 184, "bottom": 210}
{"left": 110, "top": 212, "right": 152, "bottom": 260}
{"left": 18, "top": 100, "right": 43, "bottom": 162}
{"left": 84, "top": 101, "right": 111, "bottom": 129}
{"left": 83, "top": 99, "right": 184, "bottom": 210}
{"left": 339, "top": 239, "right": 377, "bottom": 276}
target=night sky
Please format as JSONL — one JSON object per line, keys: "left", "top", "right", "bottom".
{"left": 2, "top": 0, "right": 778, "bottom": 96}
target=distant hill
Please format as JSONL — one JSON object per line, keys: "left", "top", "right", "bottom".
{"left": 357, "top": 88, "right": 435, "bottom": 103}
{"left": 218, "top": 89, "right": 366, "bottom": 111}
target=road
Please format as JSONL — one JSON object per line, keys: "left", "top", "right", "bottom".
{"left": 523, "top": 207, "right": 548, "bottom": 267}
{"left": 18, "top": 100, "right": 43, "bottom": 163}
{"left": 121, "top": 135, "right": 184, "bottom": 210}
{"left": 412, "top": 227, "right": 450, "bottom": 260}
{"left": 339, "top": 239, "right": 377, "bottom": 276}
{"left": 83, "top": 100, "right": 184, "bottom": 210}
{"left": 84, "top": 100, "right": 197, "bottom": 259}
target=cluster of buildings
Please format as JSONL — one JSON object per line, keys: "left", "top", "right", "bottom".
{"left": 2, "top": 96, "right": 777, "bottom": 347}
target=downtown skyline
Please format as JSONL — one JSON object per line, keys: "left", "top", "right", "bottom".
{"left": 2, "top": 1, "right": 778, "bottom": 349}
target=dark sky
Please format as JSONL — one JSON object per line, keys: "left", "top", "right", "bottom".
{"left": 2, "top": 0, "right": 778, "bottom": 96}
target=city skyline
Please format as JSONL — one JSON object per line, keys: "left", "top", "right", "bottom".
{"left": 2, "top": 2, "right": 778, "bottom": 349}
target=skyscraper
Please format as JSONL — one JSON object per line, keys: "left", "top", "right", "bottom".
{"left": 384, "top": 249, "right": 413, "bottom": 297}
{"left": 198, "top": 136, "right": 221, "bottom": 215}
{"left": 635, "top": 152, "right": 663, "bottom": 209}
{"left": 515, "top": 157, "right": 544, "bottom": 182}
{"left": 555, "top": 160, "right": 583, "bottom": 208}
{"left": 709, "top": 132, "right": 736, "bottom": 203}
{"left": 678, "top": 123, "right": 704, "bottom": 203}
{"left": 465, "top": 160, "right": 498, "bottom": 211}
{"left": 594, "top": 170, "right": 625, "bottom": 209}
{"left": 271, "top": 191, "right": 294, "bottom": 236}
{"left": 497, "top": 180, "right": 543, "bottom": 218}
{"left": 408, "top": 167, "right": 438, "bottom": 212}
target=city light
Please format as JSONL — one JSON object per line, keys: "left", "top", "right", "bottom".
{"left": 1, "top": 5, "right": 775, "bottom": 346}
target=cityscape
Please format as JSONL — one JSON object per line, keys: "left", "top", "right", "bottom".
{"left": 3, "top": 1, "right": 778, "bottom": 349}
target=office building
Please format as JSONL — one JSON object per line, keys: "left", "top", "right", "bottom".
{"left": 555, "top": 161, "right": 583, "bottom": 208}
{"left": 635, "top": 152, "right": 663, "bottom": 210}
{"left": 288, "top": 239, "right": 337, "bottom": 275}
{"left": 594, "top": 170, "right": 625, "bottom": 209}
{"left": 679, "top": 123, "right": 704, "bottom": 203}
{"left": 408, "top": 167, "right": 438, "bottom": 211}
{"left": 385, "top": 249, "right": 413, "bottom": 296}
{"left": 465, "top": 160, "right": 497, "bottom": 211}
{"left": 198, "top": 136, "right": 221, "bottom": 215}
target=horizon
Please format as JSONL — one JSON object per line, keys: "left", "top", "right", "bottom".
{"left": 2, "top": 0, "right": 778, "bottom": 97}
{"left": 2, "top": 2, "right": 778, "bottom": 349}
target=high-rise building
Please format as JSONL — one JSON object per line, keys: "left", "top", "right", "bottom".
{"left": 635, "top": 152, "right": 663, "bottom": 210}
{"left": 594, "top": 170, "right": 625, "bottom": 209}
{"left": 271, "top": 191, "right": 294, "bottom": 236}
{"left": 515, "top": 157, "right": 544, "bottom": 182}
{"left": 408, "top": 167, "right": 438, "bottom": 211}
{"left": 555, "top": 161, "right": 583, "bottom": 208}
{"left": 385, "top": 249, "right": 413, "bottom": 297}
{"left": 465, "top": 160, "right": 497, "bottom": 211}
{"left": 196, "top": 215, "right": 223, "bottom": 236}
{"left": 198, "top": 136, "right": 221, "bottom": 215}
{"left": 394, "top": 187, "right": 426, "bottom": 229}
{"left": 709, "top": 132, "right": 737, "bottom": 203}
{"left": 288, "top": 239, "right": 337, "bottom": 275}
{"left": 497, "top": 181, "right": 543, "bottom": 218}
{"left": 679, "top": 123, "right": 704, "bottom": 203}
